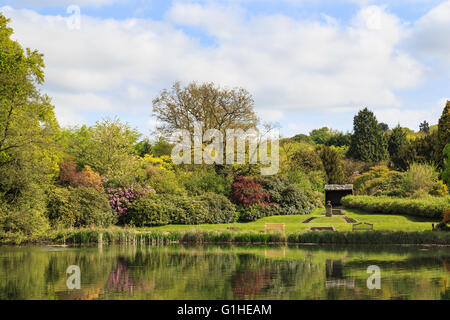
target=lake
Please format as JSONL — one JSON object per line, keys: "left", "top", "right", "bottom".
{"left": 0, "top": 244, "right": 449, "bottom": 300}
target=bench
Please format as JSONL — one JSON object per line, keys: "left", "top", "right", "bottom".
{"left": 264, "top": 223, "right": 285, "bottom": 233}
{"left": 352, "top": 222, "right": 374, "bottom": 232}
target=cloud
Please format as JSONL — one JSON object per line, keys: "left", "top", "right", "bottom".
{"left": 4, "top": 0, "right": 119, "bottom": 8}
{"left": 406, "top": 0, "right": 450, "bottom": 65}
{"left": 374, "top": 98, "right": 445, "bottom": 130}
{"left": 0, "top": 2, "right": 445, "bottom": 133}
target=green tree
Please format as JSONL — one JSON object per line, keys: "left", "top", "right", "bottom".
{"left": 419, "top": 121, "right": 430, "bottom": 134}
{"left": 0, "top": 14, "right": 60, "bottom": 209}
{"left": 438, "top": 101, "right": 450, "bottom": 164}
{"left": 84, "top": 117, "right": 141, "bottom": 186}
{"left": 309, "top": 127, "right": 336, "bottom": 145}
{"left": 388, "top": 125, "right": 408, "bottom": 159}
{"left": 318, "top": 146, "right": 345, "bottom": 184}
{"left": 348, "top": 108, "right": 389, "bottom": 162}
{"left": 443, "top": 144, "right": 450, "bottom": 186}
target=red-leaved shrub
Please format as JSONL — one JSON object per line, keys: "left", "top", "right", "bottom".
{"left": 230, "top": 176, "right": 270, "bottom": 208}
{"left": 59, "top": 160, "right": 103, "bottom": 190}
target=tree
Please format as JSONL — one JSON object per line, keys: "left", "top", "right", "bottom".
{"left": 443, "top": 144, "right": 450, "bottom": 187}
{"left": 326, "top": 132, "right": 352, "bottom": 147}
{"left": 438, "top": 101, "right": 450, "bottom": 161}
{"left": 419, "top": 121, "right": 430, "bottom": 134}
{"left": 388, "top": 125, "right": 408, "bottom": 159}
{"left": 348, "top": 108, "right": 389, "bottom": 162}
{"left": 379, "top": 123, "right": 389, "bottom": 131}
{"left": 0, "top": 14, "right": 60, "bottom": 210}
{"left": 309, "top": 127, "right": 336, "bottom": 145}
{"left": 83, "top": 117, "right": 141, "bottom": 186}
{"left": 318, "top": 146, "right": 345, "bottom": 184}
{"left": 152, "top": 81, "right": 258, "bottom": 136}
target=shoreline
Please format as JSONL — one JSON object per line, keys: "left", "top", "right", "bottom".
{"left": 3, "top": 229, "right": 450, "bottom": 246}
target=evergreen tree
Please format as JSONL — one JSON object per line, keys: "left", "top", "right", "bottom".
{"left": 419, "top": 121, "right": 430, "bottom": 134}
{"left": 438, "top": 101, "right": 450, "bottom": 148}
{"left": 388, "top": 125, "right": 408, "bottom": 158}
{"left": 318, "top": 146, "right": 345, "bottom": 184}
{"left": 443, "top": 144, "right": 450, "bottom": 187}
{"left": 348, "top": 108, "right": 389, "bottom": 162}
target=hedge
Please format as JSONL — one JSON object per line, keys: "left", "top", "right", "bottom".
{"left": 341, "top": 195, "right": 450, "bottom": 219}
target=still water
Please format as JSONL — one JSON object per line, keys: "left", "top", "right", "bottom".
{"left": 0, "top": 244, "right": 449, "bottom": 300}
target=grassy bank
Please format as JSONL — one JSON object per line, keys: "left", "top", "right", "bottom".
{"left": 56, "top": 228, "right": 450, "bottom": 245}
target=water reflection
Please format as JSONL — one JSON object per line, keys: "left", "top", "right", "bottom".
{"left": 0, "top": 244, "right": 449, "bottom": 300}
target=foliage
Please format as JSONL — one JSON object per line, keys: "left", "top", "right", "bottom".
{"left": 419, "top": 121, "right": 430, "bottom": 134}
{"left": 47, "top": 186, "right": 116, "bottom": 228}
{"left": 257, "top": 175, "right": 320, "bottom": 214}
{"left": 0, "top": 208, "right": 50, "bottom": 244}
{"left": 107, "top": 183, "right": 155, "bottom": 217}
{"left": 318, "top": 145, "right": 345, "bottom": 184}
{"left": 127, "top": 194, "right": 171, "bottom": 227}
{"left": 353, "top": 166, "right": 405, "bottom": 197}
{"left": 309, "top": 127, "right": 337, "bottom": 145}
{"left": 342, "top": 195, "right": 450, "bottom": 219}
{"left": 388, "top": 125, "right": 408, "bottom": 161}
{"left": 348, "top": 108, "right": 389, "bottom": 162}
{"left": 84, "top": 117, "right": 141, "bottom": 186}
{"left": 0, "top": 13, "right": 60, "bottom": 216}
{"left": 129, "top": 193, "right": 237, "bottom": 227}
{"left": 443, "top": 144, "right": 450, "bottom": 186}
{"left": 185, "top": 170, "right": 231, "bottom": 196}
{"left": 438, "top": 101, "right": 450, "bottom": 161}
{"left": 403, "top": 163, "right": 439, "bottom": 196}
{"left": 290, "top": 146, "right": 323, "bottom": 172}
{"left": 230, "top": 176, "right": 270, "bottom": 208}
{"left": 198, "top": 193, "right": 237, "bottom": 223}
{"left": 326, "top": 132, "right": 352, "bottom": 147}
{"left": 58, "top": 159, "right": 102, "bottom": 190}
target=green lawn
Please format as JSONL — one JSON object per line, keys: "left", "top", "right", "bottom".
{"left": 140, "top": 208, "right": 440, "bottom": 233}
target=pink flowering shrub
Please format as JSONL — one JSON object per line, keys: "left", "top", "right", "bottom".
{"left": 107, "top": 183, "right": 155, "bottom": 216}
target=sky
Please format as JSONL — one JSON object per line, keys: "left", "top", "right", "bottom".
{"left": 0, "top": 0, "right": 449, "bottom": 138}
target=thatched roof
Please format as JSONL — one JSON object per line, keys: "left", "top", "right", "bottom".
{"left": 324, "top": 184, "right": 354, "bottom": 191}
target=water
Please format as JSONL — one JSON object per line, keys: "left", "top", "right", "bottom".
{"left": 0, "top": 244, "right": 449, "bottom": 300}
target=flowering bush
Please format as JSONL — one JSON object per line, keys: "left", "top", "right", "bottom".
{"left": 107, "top": 183, "right": 155, "bottom": 216}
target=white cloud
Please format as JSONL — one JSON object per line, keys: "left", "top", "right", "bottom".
{"left": 0, "top": 2, "right": 444, "bottom": 132}
{"left": 406, "top": 0, "right": 450, "bottom": 64}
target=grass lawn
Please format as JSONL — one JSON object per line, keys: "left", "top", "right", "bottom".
{"left": 139, "top": 208, "right": 441, "bottom": 233}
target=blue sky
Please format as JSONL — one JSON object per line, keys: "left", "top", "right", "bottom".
{"left": 0, "top": 0, "right": 449, "bottom": 138}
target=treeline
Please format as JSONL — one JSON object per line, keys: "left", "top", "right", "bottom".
{"left": 0, "top": 13, "right": 449, "bottom": 243}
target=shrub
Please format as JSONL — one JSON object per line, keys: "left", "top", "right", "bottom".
{"left": 107, "top": 183, "right": 155, "bottom": 216}
{"left": 47, "top": 187, "right": 116, "bottom": 228}
{"left": 443, "top": 210, "right": 450, "bottom": 224}
{"left": 0, "top": 209, "right": 50, "bottom": 244}
{"left": 403, "top": 163, "right": 439, "bottom": 195}
{"left": 128, "top": 193, "right": 237, "bottom": 226}
{"left": 230, "top": 176, "right": 270, "bottom": 208}
{"left": 71, "top": 187, "right": 116, "bottom": 227}
{"left": 257, "top": 175, "right": 319, "bottom": 215}
{"left": 342, "top": 195, "right": 450, "bottom": 219}
{"left": 127, "top": 194, "right": 170, "bottom": 227}
{"left": 144, "top": 165, "right": 184, "bottom": 194}
{"left": 198, "top": 193, "right": 237, "bottom": 223}
{"left": 59, "top": 160, "right": 103, "bottom": 190}
{"left": 169, "top": 195, "right": 209, "bottom": 225}
{"left": 353, "top": 166, "right": 405, "bottom": 196}
{"left": 238, "top": 204, "right": 267, "bottom": 222}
